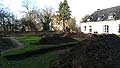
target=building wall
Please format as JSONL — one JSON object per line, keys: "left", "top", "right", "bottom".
{"left": 81, "top": 20, "right": 120, "bottom": 34}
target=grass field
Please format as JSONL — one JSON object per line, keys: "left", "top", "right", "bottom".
{"left": 1, "top": 35, "right": 58, "bottom": 68}
{"left": 1, "top": 35, "right": 81, "bottom": 68}
{"left": 1, "top": 42, "right": 79, "bottom": 68}
{"left": 1, "top": 51, "right": 58, "bottom": 68}
{"left": 16, "top": 35, "right": 41, "bottom": 46}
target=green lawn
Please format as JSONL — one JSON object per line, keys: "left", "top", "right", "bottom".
{"left": 1, "top": 51, "right": 58, "bottom": 68}
{"left": 1, "top": 41, "right": 79, "bottom": 68}
{"left": 1, "top": 41, "right": 79, "bottom": 57}
{"left": 0, "top": 35, "right": 58, "bottom": 68}
{"left": 1, "top": 35, "right": 85, "bottom": 68}
{"left": 1, "top": 35, "right": 85, "bottom": 57}
{"left": 16, "top": 35, "right": 41, "bottom": 46}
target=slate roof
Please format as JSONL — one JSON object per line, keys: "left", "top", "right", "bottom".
{"left": 87, "top": 6, "right": 120, "bottom": 22}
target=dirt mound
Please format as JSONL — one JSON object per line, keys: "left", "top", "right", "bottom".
{"left": 87, "top": 34, "right": 120, "bottom": 46}
{"left": 0, "top": 38, "right": 16, "bottom": 52}
{"left": 36, "top": 34, "right": 77, "bottom": 45}
{"left": 50, "top": 34, "right": 120, "bottom": 68}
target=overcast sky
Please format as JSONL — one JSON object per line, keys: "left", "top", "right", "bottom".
{"left": 1, "top": 0, "right": 120, "bottom": 25}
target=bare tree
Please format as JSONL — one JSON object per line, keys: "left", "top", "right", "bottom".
{"left": 37, "top": 8, "right": 53, "bottom": 32}
{"left": 0, "top": 7, "right": 15, "bottom": 35}
{"left": 22, "top": 0, "right": 33, "bottom": 11}
{"left": 21, "top": 0, "right": 38, "bottom": 31}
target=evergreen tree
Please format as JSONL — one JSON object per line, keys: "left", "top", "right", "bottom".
{"left": 58, "top": 0, "right": 71, "bottom": 32}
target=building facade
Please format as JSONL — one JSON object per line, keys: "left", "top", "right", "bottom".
{"left": 81, "top": 20, "right": 120, "bottom": 34}
{"left": 81, "top": 6, "right": 120, "bottom": 34}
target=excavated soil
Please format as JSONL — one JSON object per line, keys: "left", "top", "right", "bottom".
{"left": 0, "top": 37, "right": 23, "bottom": 52}
{"left": 35, "top": 34, "right": 77, "bottom": 45}
{"left": 50, "top": 34, "right": 120, "bottom": 68}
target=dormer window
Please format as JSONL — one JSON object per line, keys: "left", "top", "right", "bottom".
{"left": 87, "top": 19, "right": 90, "bottom": 22}
{"left": 87, "top": 16, "right": 93, "bottom": 22}
{"left": 108, "top": 15, "right": 114, "bottom": 20}
{"left": 108, "top": 13, "right": 114, "bottom": 20}
{"left": 97, "top": 17, "right": 101, "bottom": 21}
{"left": 98, "top": 15, "right": 104, "bottom": 21}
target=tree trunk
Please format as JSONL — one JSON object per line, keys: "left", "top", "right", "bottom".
{"left": 63, "top": 19, "right": 65, "bottom": 32}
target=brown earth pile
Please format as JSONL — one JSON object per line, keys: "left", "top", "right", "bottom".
{"left": 35, "top": 34, "right": 77, "bottom": 45}
{"left": 0, "top": 38, "right": 16, "bottom": 52}
{"left": 50, "top": 34, "right": 120, "bottom": 68}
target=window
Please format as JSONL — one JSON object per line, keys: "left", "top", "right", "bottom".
{"left": 103, "top": 25, "right": 106, "bottom": 32}
{"left": 98, "top": 15, "right": 104, "bottom": 21}
{"left": 106, "top": 25, "right": 109, "bottom": 33}
{"left": 108, "top": 15, "right": 114, "bottom": 20}
{"left": 84, "top": 26, "right": 86, "bottom": 31}
{"left": 103, "top": 25, "right": 109, "bottom": 33}
{"left": 89, "top": 26, "right": 92, "bottom": 32}
{"left": 87, "top": 19, "right": 90, "bottom": 22}
{"left": 108, "top": 13, "right": 114, "bottom": 20}
{"left": 119, "top": 24, "right": 120, "bottom": 33}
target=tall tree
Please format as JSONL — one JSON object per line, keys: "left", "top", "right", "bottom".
{"left": 58, "top": 0, "right": 71, "bottom": 32}
{"left": 0, "top": 8, "right": 15, "bottom": 35}
{"left": 37, "top": 8, "right": 53, "bottom": 32}
{"left": 21, "top": 0, "right": 37, "bottom": 31}
{"left": 67, "top": 17, "right": 77, "bottom": 31}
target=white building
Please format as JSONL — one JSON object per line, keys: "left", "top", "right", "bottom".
{"left": 81, "top": 20, "right": 120, "bottom": 34}
{"left": 80, "top": 6, "right": 120, "bottom": 34}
